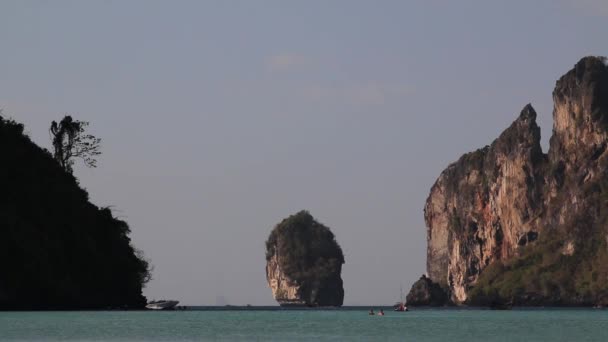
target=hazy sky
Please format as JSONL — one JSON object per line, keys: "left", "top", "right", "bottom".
{"left": 1, "top": 0, "right": 607, "bottom": 305}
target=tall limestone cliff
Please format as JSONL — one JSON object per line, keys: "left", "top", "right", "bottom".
{"left": 265, "top": 211, "right": 344, "bottom": 306}
{"left": 411, "top": 56, "right": 608, "bottom": 306}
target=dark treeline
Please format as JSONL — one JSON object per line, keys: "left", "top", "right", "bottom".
{"left": 0, "top": 116, "right": 150, "bottom": 309}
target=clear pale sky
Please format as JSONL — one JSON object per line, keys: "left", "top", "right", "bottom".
{"left": 1, "top": 1, "right": 606, "bottom": 305}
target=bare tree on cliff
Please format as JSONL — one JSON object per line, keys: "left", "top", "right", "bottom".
{"left": 50, "top": 115, "right": 101, "bottom": 174}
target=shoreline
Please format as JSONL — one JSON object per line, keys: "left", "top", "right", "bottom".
{"left": 1, "top": 305, "right": 607, "bottom": 312}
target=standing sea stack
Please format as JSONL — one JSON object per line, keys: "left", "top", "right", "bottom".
{"left": 265, "top": 211, "right": 345, "bottom": 306}
{"left": 408, "top": 56, "right": 608, "bottom": 307}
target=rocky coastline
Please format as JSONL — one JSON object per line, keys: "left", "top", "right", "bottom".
{"left": 407, "top": 56, "right": 608, "bottom": 307}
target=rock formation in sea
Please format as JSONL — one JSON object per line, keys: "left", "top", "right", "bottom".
{"left": 0, "top": 116, "right": 151, "bottom": 309}
{"left": 265, "top": 210, "right": 344, "bottom": 306}
{"left": 406, "top": 275, "right": 449, "bottom": 306}
{"left": 408, "top": 56, "right": 608, "bottom": 307}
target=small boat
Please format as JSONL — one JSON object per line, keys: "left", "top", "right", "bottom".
{"left": 393, "top": 302, "right": 408, "bottom": 312}
{"left": 394, "top": 285, "right": 409, "bottom": 312}
{"left": 146, "top": 300, "right": 179, "bottom": 310}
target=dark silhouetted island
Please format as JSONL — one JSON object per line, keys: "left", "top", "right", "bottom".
{"left": 407, "top": 56, "right": 608, "bottom": 307}
{"left": 0, "top": 116, "right": 150, "bottom": 310}
{"left": 265, "top": 210, "right": 344, "bottom": 307}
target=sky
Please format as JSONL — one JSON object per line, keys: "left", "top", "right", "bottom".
{"left": 0, "top": 0, "right": 607, "bottom": 305}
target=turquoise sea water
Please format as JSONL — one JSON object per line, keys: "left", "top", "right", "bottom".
{"left": 1, "top": 308, "right": 608, "bottom": 341}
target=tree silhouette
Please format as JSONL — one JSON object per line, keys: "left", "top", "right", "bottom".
{"left": 0, "top": 116, "right": 150, "bottom": 309}
{"left": 50, "top": 115, "right": 101, "bottom": 174}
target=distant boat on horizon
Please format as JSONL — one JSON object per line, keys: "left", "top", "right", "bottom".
{"left": 146, "top": 300, "right": 179, "bottom": 310}
{"left": 394, "top": 286, "right": 408, "bottom": 312}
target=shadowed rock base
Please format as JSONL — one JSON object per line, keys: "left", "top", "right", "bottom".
{"left": 406, "top": 275, "right": 449, "bottom": 306}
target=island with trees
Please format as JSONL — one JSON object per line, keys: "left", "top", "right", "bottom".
{"left": 0, "top": 115, "right": 150, "bottom": 310}
{"left": 265, "top": 210, "right": 345, "bottom": 307}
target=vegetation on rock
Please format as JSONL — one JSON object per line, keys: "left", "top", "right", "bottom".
{"left": 265, "top": 210, "right": 344, "bottom": 306}
{"left": 468, "top": 194, "right": 608, "bottom": 306}
{"left": 50, "top": 115, "right": 102, "bottom": 174}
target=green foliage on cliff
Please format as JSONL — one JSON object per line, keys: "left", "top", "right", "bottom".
{"left": 265, "top": 210, "right": 344, "bottom": 285}
{"left": 469, "top": 213, "right": 608, "bottom": 306}
{"left": 468, "top": 161, "right": 608, "bottom": 307}
{"left": 0, "top": 116, "right": 151, "bottom": 309}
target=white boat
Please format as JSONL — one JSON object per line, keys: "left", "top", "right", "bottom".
{"left": 394, "top": 285, "right": 408, "bottom": 312}
{"left": 393, "top": 301, "right": 408, "bottom": 312}
{"left": 146, "top": 300, "right": 179, "bottom": 310}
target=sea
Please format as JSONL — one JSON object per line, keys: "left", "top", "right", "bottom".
{"left": 1, "top": 307, "right": 608, "bottom": 341}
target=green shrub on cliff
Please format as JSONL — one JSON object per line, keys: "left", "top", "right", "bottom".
{"left": 265, "top": 211, "right": 344, "bottom": 285}
{"left": 0, "top": 115, "right": 151, "bottom": 309}
{"left": 468, "top": 220, "right": 608, "bottom": 306}
{"left": 468, "top": 168, "right": 608, "bottom": 306}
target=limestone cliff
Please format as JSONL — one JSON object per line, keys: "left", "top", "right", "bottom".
{"left": 265, "top": 211, "right": 344, "bottom": 306}
{"left": 413, "top": 56, "right": 608, "bottom": 306}
{"left": 266, "top": 254, "right": 307, "bottom": 306}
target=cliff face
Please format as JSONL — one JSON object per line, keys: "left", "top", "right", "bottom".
{"left": 266, "top": 253, "right": 344, "bottom": 306}
{"left": 416, "top": 56, "right": 608, "bottom": 306}
{"left": 0, "top": 117, "right": 150, "bottom": 309}
{"left": 266, "top": 254, "right": 307, "bottom": 306}
{"left": 265, "top": 211, "right": 344, "bottom": 306}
